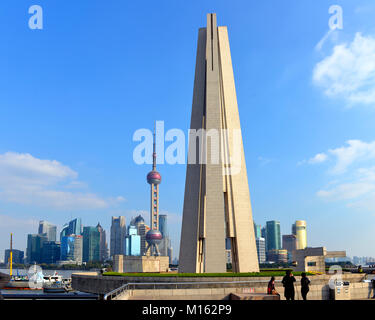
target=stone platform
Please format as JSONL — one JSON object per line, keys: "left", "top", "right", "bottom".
{"left": 114, "top": 255, "right": 169, "bottom": 273}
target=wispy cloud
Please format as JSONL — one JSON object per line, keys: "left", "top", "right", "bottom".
{"left": 257, "top": 156, "right": 273, "bottom": 167}
{"left": 313, "top": 33, "right": 375, "bottom": 106}
{"left": 315, "top": 29, "right": 337, "bottom": 52}
{"left": 0, "top": 152, "right": 125, "bottom": 210}
{"left": 303, "top": 140, "right": 375, "bottom": 210}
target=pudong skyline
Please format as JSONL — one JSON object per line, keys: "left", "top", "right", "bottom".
{"left": 1, "top": 0, "right": 375, "bottom": 261}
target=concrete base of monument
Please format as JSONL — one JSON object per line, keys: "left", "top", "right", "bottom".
{"left": 114, "top": 255, "right": 169, "bottom": 273}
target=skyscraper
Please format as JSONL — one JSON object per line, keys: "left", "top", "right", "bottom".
{"left": 60, "top": 224, "right": 69, "bottom": 241}
{"left": 60, "top": 235, "right": 75, "bottom": 261}
{"left": 266, "top": 221, "right": 281, "bottom": 251}
{"left": 110, "top": 216, "right": 126, "bottom": 257}
{"left": 282, "top": 234, "right": 297, "bottom": 262}
{"left": 292, "top": 220, "right": 307, "bottom": 250}
{"left": 26, "top": 233, "right": 47, "bottom": 263}
{"left": 256, "top": 237, "right": 266, "bottom": 264}
{"left": 96, "top": 223, "right": 108, "bottom": 261}
{"left": 179, "top": 13, "right": 259, "bottom": 273}
{"left": 159, "top": 214, "right": 171, "bottom": 258}
{"left": 159, "top": 214, "right": 168, "bottom": 238}
{"left": 130, "top": 215, "right": 149, "bottom": 256}
{"left": 4, "top": 249, "right": 24, "bottom": 264}
{"left": 68, "top": 218, "right": 82, "bottom": 236}
{"left": 38, "top": 220, "right": 57, "bottom": 242}
{"left": 83, "top": 226, "right": 100, "bottom": 262}
{"left": 125, "top": 225, "right": 141, "bottom": 256}
{"left": 41, "top": 241, "right": 61, "bottom": 264}
{"left": 253, "top": 222, "right": 262, "bottom": 239}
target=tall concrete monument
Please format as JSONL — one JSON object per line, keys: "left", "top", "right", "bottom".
{"left": 179, "top": 13, "right": 259, "bottom": 273}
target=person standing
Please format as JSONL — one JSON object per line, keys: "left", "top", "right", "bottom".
{"left": 301, "top": 272, "right": 311, "bottom": 300}
{"left": 282, "top": 270, "right": 296, "bottom": 300}
{"left": 371, "top": 278, "right": 375, "bottom": 299}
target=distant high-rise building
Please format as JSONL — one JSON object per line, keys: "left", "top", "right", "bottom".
{"left": 4, "top": 249, "right": 24, "bottom": 264}
{"left": 256, "top": 237, "right": 266, "bottom": 264}
{"left": 60, "top": 234, "right": 82, "bottom": 264}
{"left": 68, "top": 218, "right": 82, "bottom": 236}
{"left": 110, "top": 216, "right": 126, "bottom": 257}
{"left": 96, "top": 223, "right": 108, "bottom": 261}
{"left": 267, "top": 249, "right": 288, "bottom": 263}
{"left": 60, "top": 224, "right": 69, "bottom": 241}
{"left": 41, "top": 241, "right": 61, "bottom": 264}
{"left": 125, "top": 225, "right": 141, "bottom": 256}
{"left": 73, "top": 235, "right": 83, "bottom": 264}
{"left": 159, "top": 215, "right": 168, "bottom": 238}
{"left": 158, "top": 214, "right": 172, "bottom": 259}
{"left": 83, "top": 226, "right": 100, "bottom": 262}
{"left": 138, "top": 222, "right": 150, "bottom": 256}
{"left": 261, "top": 226, "right": 267, "bottom": 250}
{"left": 282, "top": 234, "right": 297, "bottom": 262}
{"left": 292, "top": 220, "right": 307, "bottom": 250}
{"left": 266, "top": 221, "right": 281, "bottom": 251}
{"left": 38, "top": 221, "right": 57, "bottom": 242}
{"left": 61, "top": 235, "right": 75, "bottom": 261}
{"left": 26, "top": 234, "right": 47, "bottom": 263}
{"left": 167, "top": 246, "right": 173, "bottom": 265}
{"left": 253, "top": 223, "right": 262, "bottom": 239}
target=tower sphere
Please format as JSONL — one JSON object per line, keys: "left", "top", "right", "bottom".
{"left": 146, "top": 229, "right": 163, "bottom": 245}
{"left": 147, "top": 170, "right": 161, "bottom": 185}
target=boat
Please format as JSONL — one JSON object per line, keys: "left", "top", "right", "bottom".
{"left": 43, "top": 284, "right": 67, "bottom": 293}
{"left": 42, "top": 271, "right": 68, "bottom": 293}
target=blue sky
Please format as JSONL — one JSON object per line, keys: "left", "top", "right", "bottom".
{"left": 1, "top": 0, "right": 375, "bottom": 261}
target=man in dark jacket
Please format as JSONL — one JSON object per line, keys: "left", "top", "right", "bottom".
{"left": 282, "top": 270, "right": 296, "bottom": 300}
{"left": 371, "top": 278, "right": 375, "bottom": 299}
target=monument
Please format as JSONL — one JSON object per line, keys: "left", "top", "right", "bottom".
{"left": 179, "top": 13, "right": 259, "bottom": 273}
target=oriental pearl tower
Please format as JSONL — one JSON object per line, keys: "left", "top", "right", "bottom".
{"left": 145, "top": 126, "right": 163, "bottom": 256}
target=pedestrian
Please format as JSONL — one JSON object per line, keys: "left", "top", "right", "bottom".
{"left": 267, "top": 276, "right": 280, "bottom": 297}
{"left": 301, "top": 272, "right": 311, "bottom": 300}
{"left": 282, "top": 270, "right": 296, "bottom": 300}
{"left": 371, "top": 278, "right": 375, "bottom": 299}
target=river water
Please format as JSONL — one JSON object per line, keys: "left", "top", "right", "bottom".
{"left": 0, "top": 268, "right": 95, "bottom": 296}
{"left": 0, "top": 268, "right": 88, "bottom": 278}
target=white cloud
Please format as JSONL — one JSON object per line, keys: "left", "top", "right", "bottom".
{"left": 308, "top": 139, "right": 375, "bottom": 210}
{"left": 308, "top": 153, "right": 328, "bottom": 164}
{"left": 303, "top": 140, "right": 375, "bottom": 174}
{"left": 313, "top": 33, "right": 375, "bottom": 106}
{"left": 0, "top": 152, "right": 124, "bottom": 210}
{"left": 328, "top": 140, "right": 375, "bottom": 174}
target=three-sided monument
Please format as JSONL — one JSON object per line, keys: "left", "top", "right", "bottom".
{"left": 179, "top": 13, "right": 259, "bottom": 273}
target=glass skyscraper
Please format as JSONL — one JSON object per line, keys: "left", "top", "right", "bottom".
{"left": 125, "top": 225, "right": 141, "bottom": 256}
{"left": 253, "top": 222, "right": 262, "bottom": 239}
{"left": 41, "top": 241, "right": 61, "bottom": 264}
{"left": 68, "top": 218, "right": 82, "bottom": 236}
{"left": 159, "top": 214, "right": 168, "bottom": 238}
{"left": 256, "top": 237, "right": 266, "bottom": 263}
{"left": 266, "top": 221, "right": 281, "bottom": 251}
{"left": 110, "top": 216, "right": 126, "bottom": 256}
{"left": 61, "top": 235, "right": 75, "bottom": 261}
{"left": 38, "top": 220, "right": 57, "bottom": 242}
{"left": 26, "top": 233, "right": 47, "bottom": 263}
{"left": 83, "top": 226, "right": 100, "bottom": 262}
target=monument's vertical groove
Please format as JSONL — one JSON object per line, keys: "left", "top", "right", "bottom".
{"left": 179, "top": 13, "right": 259, "bottom": 273}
